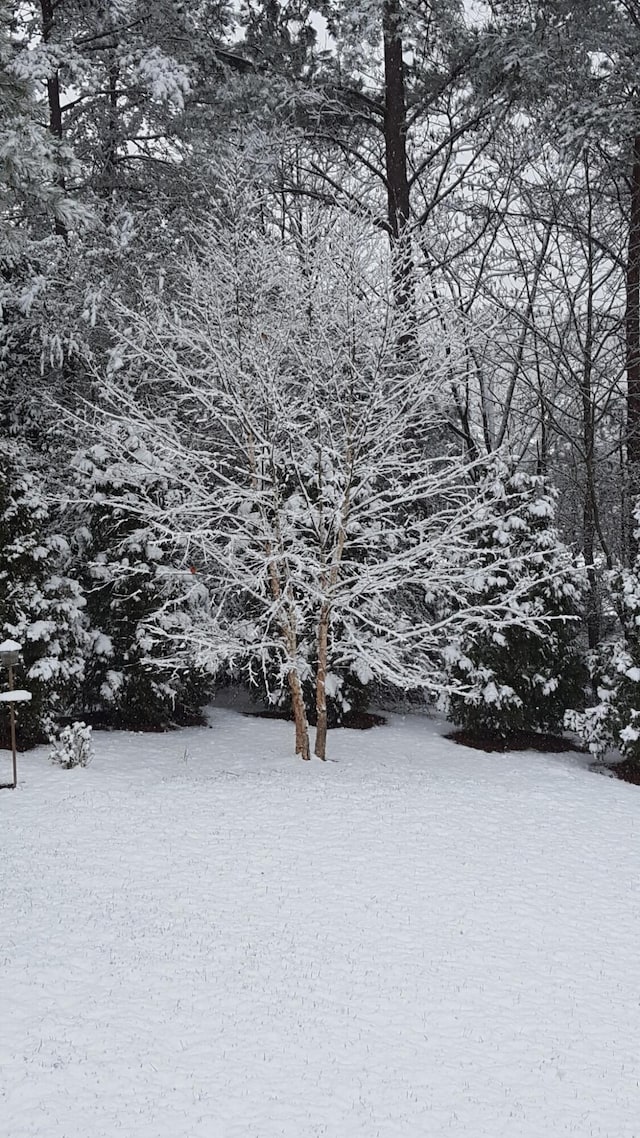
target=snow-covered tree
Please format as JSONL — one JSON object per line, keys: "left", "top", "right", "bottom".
{"left": 12, "top": 1, "right": 192, "bottom": 204}
{"left": 70, "top": 435, "right": 212, "bottom": 730}
{"left": 0, "top": 3, "right": 78, "bottom": 239}
{"left": 567, "top": 502, "right": 640, "bottom": 769}
{"left": 82, "top": 198, "right": 582, "bottom": 760}
{"left": 444, "top": 468, "right": 586, "bottom": 742}
{"left": 487, "top": 0, "right": 640, "bottom": 555}
{"left": 0, "top": 441, "right": 86, "bottom": 748}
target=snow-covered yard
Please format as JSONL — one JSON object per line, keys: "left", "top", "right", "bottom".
{"left": 2, "top": 707, "right": 639, "bottom": 1138}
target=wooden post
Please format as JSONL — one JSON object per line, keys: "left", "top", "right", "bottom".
{"left": 0, "top": 642, "right": 29, "bottom": 788}
{"left": 8, "top": 663, "right": 16, "bottom": 789}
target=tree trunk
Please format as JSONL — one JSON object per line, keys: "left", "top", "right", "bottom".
{"left": 288, "top": 668, "right": 310, "bottom": 761}
{"left": 39, "top": 0, "right": 67, "bottom": 239}
{"left": 625, "top": 130, "right": 640, "bottom": 557}
{"left": 583, "top": 150, "right": 600, "bottom": 649}
{"left": 314, "top": 603, "right": 330, "bottom": 760}
{"left": 106, "top": 58, "right": 120, "bottom": 186}
{"left": 382, "top": 0, "right": 414, "bottom": 324}
{"left": 583, "top": 491, "right": 600, "bottom": 652}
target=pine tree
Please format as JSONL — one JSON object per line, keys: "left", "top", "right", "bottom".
{"left": 72, "top": 439, "right": 211, "bottom": 730}
{"left": 0, "top": 443, "right": 86, "bottom": 749}
{"left": 445, "top": 468, "right": 586, "bottom": 742}
{"left": 0, "top": 2, "right": 74, "bottom": 236}
{"left": 567, "top": 501, "right": 640, "bottom": 768}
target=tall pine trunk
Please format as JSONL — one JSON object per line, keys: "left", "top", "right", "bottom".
{"left": 625, "top": 131, "right": 640, "bottom": 559}
{"left": 583, "top": 150, "right": 600, "bottom": 648}
{"left": 39, "top": 0, "right": 67, "bottom": 239}
{"left": 382, "top": 0, "right": 414, "bottom": 326}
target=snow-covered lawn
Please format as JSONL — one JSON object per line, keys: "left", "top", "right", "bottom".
{"left": 2, "top": 707, "right": 639, "bottom": 1138}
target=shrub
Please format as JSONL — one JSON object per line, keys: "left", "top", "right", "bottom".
{"left": 445, "top": 468, "right": 586, "bottom": 740}
{"left": 49, "top": 721, "right": 94, "bottom": 769}
{"left": 566, "top": 563, "right": 640, "bottom": 762}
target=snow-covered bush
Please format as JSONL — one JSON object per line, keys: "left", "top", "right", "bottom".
{"left": 566, "top": 557, "right": 640, "bottom": 762}
{"left": 49, "top": 721, "right": 94, "bottom": 769}
{"left": 444, "top": 468, "right": 586, "bottom": 740}
{"left": 0, "top": 446, "right": 87, "bottom": 749}
{"left": 71, "top": 438, "right": 212, "bottom": 731}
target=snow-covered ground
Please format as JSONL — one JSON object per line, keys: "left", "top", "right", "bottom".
{"left": 2, "top": 706, "right": 639, "bottom": 1138}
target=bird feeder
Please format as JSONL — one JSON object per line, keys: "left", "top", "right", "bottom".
{"left": 0, "top": 640, "right": 31, "bottom": 790}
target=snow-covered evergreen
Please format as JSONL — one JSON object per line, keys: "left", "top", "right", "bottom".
{"left": 0, "top": 443, "right": 86, "bottom": 748}
{"left": 444, "top": 469, "right": 586, "bottom": 740}
{"left": 566, "top": 510, "right": 640, "bottom": 765}
{"left": 71, "top": 438, "right": 211, "bottom": 730}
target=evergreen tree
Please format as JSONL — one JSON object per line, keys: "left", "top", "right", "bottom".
{"left": 567, "top": 501, "right": 640, "bottom": 768}
{"left": 0, "top": 1, "right": 77, "bottom": 238}
{"left": 72, "top": 438, "right": 211, "bottom": 730}
{"left": 0, "top": 442, "right": 86, "bottom": 748}
{"left": 445, "top": 468, "right": 586, "bottom": 741}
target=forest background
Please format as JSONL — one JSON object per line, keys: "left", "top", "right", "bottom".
{"left": 3, "top": 0, "right": 640, "bottom": 765}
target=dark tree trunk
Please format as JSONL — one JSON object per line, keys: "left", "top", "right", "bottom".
{"left": 39, "top": 0, "right": 67, "bottom": 239}
{"left": 583, "top": 486, "right": 600, "bottom": 652}
{"left": 382, "top": 0, "right": 414, "bottom": 323}
{"left": 583, "top": 152, "right": 600, "bottom": 648}
{"left": 104, "top": 58, "right": 120, "bottom": 194}
{"left": 625, "top": 131, "right": 640, "bottom": 556}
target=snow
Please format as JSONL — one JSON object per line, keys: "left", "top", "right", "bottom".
{"left": 0, "top": 689, "right": 32, "bottom": 702}
{"left": 2, "top": 706, "right": 640, "bottom": 1138}
{"left": 0, "top": 638, "right": 22, "bottom": 653}
{"left": 25, "top": 620, "right": 56, "bottom": 641}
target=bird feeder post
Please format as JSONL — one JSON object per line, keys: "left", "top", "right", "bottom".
{"left": 0, "top": 640, "right": 31, "bottom": 790}
{"left": 8, "top": 659, "right": 16, "bottom": 787}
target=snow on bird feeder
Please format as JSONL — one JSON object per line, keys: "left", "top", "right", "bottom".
{"left": 0, "top": 640, "right": 31, "bottom": 790}
{"left": 0, "top": 639, "right": 21, "bottom": 667}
